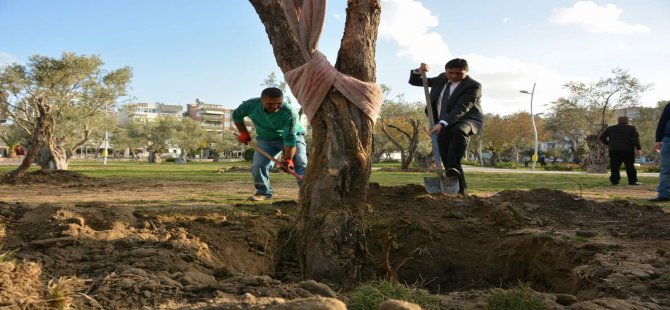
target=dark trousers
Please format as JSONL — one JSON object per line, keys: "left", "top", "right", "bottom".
{"left": 437, "top": 122, "right": 472, "bottom": 193}
{"left": 609, "top": 150, "right": 637, "bottom": 185}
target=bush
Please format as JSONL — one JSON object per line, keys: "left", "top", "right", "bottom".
{"left": 164, "top": 157, "right": 176, "bottom": 163}
{"left": 348, "top": 280, "right": 439, "bottom": 310}
{"left": 495, "top": 161, "right": 519, "bottom": 169}
{"left": 486, "top": 282, "right": 549, "bottom": 310}
{"left": 641, "top": 165, "right": 660, "bottom": 173}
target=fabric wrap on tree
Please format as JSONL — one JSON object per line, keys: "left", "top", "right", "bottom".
{"left": 282, "top": 0, "right": 382, "bottom": 124}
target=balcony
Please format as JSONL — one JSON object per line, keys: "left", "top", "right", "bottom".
{"left": 199, "top": 114, "right": 224, "bottom": 122}
{"left": 201, "top": 122, "right": 223, "bottom": 130}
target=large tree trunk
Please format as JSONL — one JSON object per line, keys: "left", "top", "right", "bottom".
{"left": 11, "top": 99, "right": 50, "bottom": 178}
{"left": 250, "top": 0, "right": 380, "bottom": 288}
{"left": 585, "top": 134, "right": 608, "bottom": 173}
{"left": 47, "top": 142, "right": 69, "bottom": 170}
{"left": 35, "top": 145, "right": 69, "bottom": 170}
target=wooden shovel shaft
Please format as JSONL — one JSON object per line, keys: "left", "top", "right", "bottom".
{"left": 235, "top": 133, "right": 303, "bottom": 181}
{"left": 421, "top": 71, "right": 445, "bottom": 178}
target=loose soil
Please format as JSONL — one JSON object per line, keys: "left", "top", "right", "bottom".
{"left": 0, "top": 170, "right": 669, "bottom": 309}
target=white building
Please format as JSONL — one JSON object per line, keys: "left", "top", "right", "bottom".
{"left": 118, "top": 102, "right": 184, "bottom": 125}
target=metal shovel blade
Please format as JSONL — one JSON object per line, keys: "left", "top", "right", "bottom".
{"left": 424, "top": 175, "right": 459, "bottom": 194}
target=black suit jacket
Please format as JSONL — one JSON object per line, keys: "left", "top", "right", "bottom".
{"left": 409, "top": 70, "right": 483, "bottom": 134}
{"left": 599, "top": 123, "right": 641, "bottom": 152}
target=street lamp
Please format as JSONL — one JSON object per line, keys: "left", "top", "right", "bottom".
{"left": 520, "top": 82, "right": 538, "bottom": 170}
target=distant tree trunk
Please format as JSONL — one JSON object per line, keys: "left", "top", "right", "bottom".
{"left": 6, "top": 144, "right": 17, "bottom": 158}
{"left": 478, "top": 126, "right": 485, "bottom": 166}
{"left": 585, "top": 133, "right": 608, "bottom": 173}
{"left": 176, "top": 147, "right": 188, "bottom": 164}
{"left": 512, "top": 145, "right": 520, "bottom": 164}
{"left": 11, "top": 98, "right": 50, "bottom": 177}
{"left": 148, "top": 150, "right": 161, "bottom": 163}
{"left": 490, "top": 152, "right": 500, "bottom": 167}
{"left": 251, "top": 0, "right": 380, "bottom": 288}
{"left": 382, "top": 120, "right": 420, "bottom": 170}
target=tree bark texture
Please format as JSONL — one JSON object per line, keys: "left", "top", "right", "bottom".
{"left": 585, "top": 134, "right": 608, "bottom": 173}
{"left": 47, "top": 142, "right": 69, "bottom": 170}
{"left": 250, "top": 0, "right": 381, "bottom": 288}
{"left": 11, "top": 99, "right": 50, "bottom": 178}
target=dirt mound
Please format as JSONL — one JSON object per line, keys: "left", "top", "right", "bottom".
{"left": 216, "top": 166, "right": 251, "bottom": 173}
{"left": 0, "top": 201, "right": 302, "bottom": 308}
{"left": 364, "top": 185, "right": 670, "bottom": 307}
{"left": 0, "top": 260, "right": 43, "bottom": 308}
{"left": 1, "top": 169, "right": 97, "bottom": 185}
{"left": 1, "top": 184, "right": 669, "bottom": 308}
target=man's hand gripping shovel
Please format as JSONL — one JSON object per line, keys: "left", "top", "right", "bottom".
{"left": 234, "top": 133, "right": 303, "bottom": 181}
{"left": 420, "top": 70, "right": 459, "bottom": 194}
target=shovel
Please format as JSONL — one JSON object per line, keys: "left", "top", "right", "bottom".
{"left": 421, "top": 71, "right": 459, "bottom": 194}
{"left": 234, "top": 133, "right": 303, "bottom": 181}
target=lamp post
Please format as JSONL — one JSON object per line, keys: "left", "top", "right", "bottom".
{"left": 520, "top": 82, "right": 538, "bottom": 170}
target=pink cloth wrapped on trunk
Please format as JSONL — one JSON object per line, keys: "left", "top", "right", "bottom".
{"left": 282, "top": 0, "right": 382, "bottom": 123}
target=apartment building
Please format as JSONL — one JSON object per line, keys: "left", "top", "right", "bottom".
{"left": 186, "top": 99, "right": 236, "bottom": 134}
{"left": 614, "top": 107, "right": 641, "bottom": 120}
{"left": 118, "top": 102, "right": 184, "bottom": 125}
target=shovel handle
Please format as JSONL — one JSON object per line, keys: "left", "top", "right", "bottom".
{"left": 420, "top": 70, "right": 445, "bottom": 178}
{"left": 421, "top": 71, "right": 436, "bottom": 128}
{"left": 234, "top": 133, "right": 304, "bottom": 181}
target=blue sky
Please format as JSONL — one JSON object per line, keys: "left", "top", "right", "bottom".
{"left": 1, "top": 0, "right": 668, "bottom": 116}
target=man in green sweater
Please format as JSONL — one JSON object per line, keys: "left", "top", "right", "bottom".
{"left": 233, "top": 87, "right": 307, "bottom": 201}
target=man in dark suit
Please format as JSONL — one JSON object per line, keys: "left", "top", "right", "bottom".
{"left": 599, "top": 116, "right": 641, "bottom": 186}
{"left": 409, "top": 58, "right": 483, "bottom": 195}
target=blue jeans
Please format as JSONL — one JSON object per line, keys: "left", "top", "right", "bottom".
{"left": 252, "top": 135, "right": 307, "bottom": 197}
{"left": 657, "top": 137, "right": 670, "bottom": 198}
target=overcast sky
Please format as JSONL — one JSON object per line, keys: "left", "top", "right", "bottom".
{"left": 1, "top": 0, "right": 668, "bottom": 116}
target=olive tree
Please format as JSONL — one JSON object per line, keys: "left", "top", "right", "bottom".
{"left": 0, "top": 53, "right": 131, "bottom": 176}
{"left": 563, "top": 68, "right": 650, "bottom": 172}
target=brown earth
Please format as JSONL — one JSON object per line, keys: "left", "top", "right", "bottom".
{"left": 0, "top": 170, "right": 669, "bottom": 309}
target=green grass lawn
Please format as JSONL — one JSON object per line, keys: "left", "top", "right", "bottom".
{"left": 0, "top": 160, "right": 663, "bottom": 207}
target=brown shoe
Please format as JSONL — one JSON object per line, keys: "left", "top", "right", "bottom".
{"left": 249, "top": 194, "right": 271, "bottom": 201}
